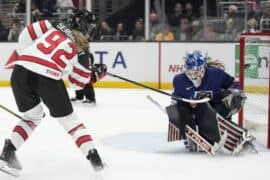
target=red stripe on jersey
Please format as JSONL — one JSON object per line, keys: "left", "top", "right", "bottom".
{"left": 68, "top": 75, "right": 85, "bottom": 88}
{"left": 13, "top": 126, "right": 28, "bottom": 140}
{"left": 68, "top": 124, "right": 85, "bottom": 135}
{"left": 18, "top": 55, "right": 61, "bottom": 71}
{"left": 27, "top": 24, "right": 38, "bottom": 40}
{"left": 73, "top": 67, "right": 90, "bottom": 78}
{"left": 39, "top": 20, "right": 48, "bottom": 33}
{"left": 76, "top": 135, "right": 92, "bottom": 147}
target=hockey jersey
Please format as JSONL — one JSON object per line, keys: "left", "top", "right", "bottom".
{"left": 16, "top": 20, "right": 91, "bottom": 89}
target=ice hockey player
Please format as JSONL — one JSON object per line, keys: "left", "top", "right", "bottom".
{"left": 0, "top": 9, "right": 107, "bottom": 176}
{"left": 71, "top": 52, "right": 101, "bottom": 105}
{"left": 166, "top": 50, "right": 254, "bottom": 155}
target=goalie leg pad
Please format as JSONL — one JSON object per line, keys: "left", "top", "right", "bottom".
{"left": 185, "top": 125, "right": 227, "bottom": 155}
{"left": 166, "top": 102, "right": 194, "bottom": 141}
{"left": 217, "top": 115, "right": 255, "bottom": 154}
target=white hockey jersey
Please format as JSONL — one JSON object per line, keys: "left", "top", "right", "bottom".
{"left": 16, "top": 20, "right": 91, "bottom": 89}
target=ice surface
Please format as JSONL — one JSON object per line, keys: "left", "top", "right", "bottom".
{"left": 0, "top": 87, "right": 269, "bottom": 180}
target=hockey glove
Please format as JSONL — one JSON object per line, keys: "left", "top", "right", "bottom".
{"left": 90, "top": 64, "right": 107, "bottom": 84}
{"left": 221, "top": 88, "right": 247, "bottom": 117}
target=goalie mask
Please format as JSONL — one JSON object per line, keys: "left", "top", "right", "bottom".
{"left": 184, "top": 51, "right": 206, "bottom": 87}
{"left": 67, "top": 9, "right": 97, "bottom": 40}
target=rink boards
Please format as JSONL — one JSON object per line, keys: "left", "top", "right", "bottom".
{"left": 0, "top": 42, "right": 267, "bottom": 93}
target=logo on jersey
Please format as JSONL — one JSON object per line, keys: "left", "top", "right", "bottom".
{"left": 186, "top": 85, "right": 193, "bottom": 90}
{"left": 46, "top": 69, "right": 60, "bottom": 77}
{"left": 194, "top": 91, "right": 213, "bottom": 99}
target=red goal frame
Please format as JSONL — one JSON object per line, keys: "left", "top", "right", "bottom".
{"left": 239, "top": 32, "right": 270, "bottom": 149}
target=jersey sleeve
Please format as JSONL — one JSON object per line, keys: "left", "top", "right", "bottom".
{"left": 68, "top": 62, "right": 91, "bottom": 90}
{"left": 18, "top": 20, "right": 52, "bottom": 45}
{"left": 220, "top": 70, "right": 235, "bottom": 89}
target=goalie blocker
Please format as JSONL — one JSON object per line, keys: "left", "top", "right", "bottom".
{"left": 166, "top": 102, "right": 255, "bottom": 155}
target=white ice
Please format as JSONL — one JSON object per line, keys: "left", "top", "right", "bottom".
{"left": 0, "top": 87, "right": 269, "bottom": 180}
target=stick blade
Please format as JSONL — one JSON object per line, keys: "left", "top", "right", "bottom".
{"left": 180, "top": 97, "right": 210, "bottom": 104}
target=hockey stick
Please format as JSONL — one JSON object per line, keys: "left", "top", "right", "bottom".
{"left": 0, "top": 104, "right": 22, "bottom": 120}
{"left": 105, "top": 71, "right": 210, "bottom": 104}
{"left": 146, "top": 95, "right": 167, "bottom": 113}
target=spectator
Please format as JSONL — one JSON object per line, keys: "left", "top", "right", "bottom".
{"left": 260, "top": 3, "right": 270, "bottom": 32}
{"left": 41, "top": 0, "right": 56, "bottom": 18}
{"left": 97, "top": 21, "right": 113, "bottom": 40}
{"left": 246, "top": 18, "right": 259, "bottom": 33}
{"left": 204, "top": 23, "right": 218, "bottom": 41}
{"left": 13, "top": 0, "right": 26, "bottom": 14}
{"left": 0, "top": 18, "right": 8, "bottom": 41}
{"left": 56, "top": 0, "right": 74, "bottom": 14}
{"left": 72, "top": 0, "right": 86, "bottom": 9}
{"left": 113, "top": 22, "right": 128, "bottom": 40}
{"left": 149, "top": 12, "right": 162, "bottom": 40}
{"left": 185, "top": 2, "right": 197, "bottom": 21}
{"left": 176, "top": 17, "right": 192, "bottom": 40}
{"left": 191, "top": 20, "right": 203, "bottom": 41}
{"left": 31, "top": 3, "right": 43, "bottom": 22}
{"left": 220, "top": 18, "right": 239, "bottom": 41}
{"left": 168, "top": 2, "right": 184, "bottom": 35}
{"left": 223, "top": 5, "right": 243, "bottom": 32}
{"left": 8, "top": 18, "right": 24, "bottom": 42}
{"left": 155, "top": 24, "right": 175, "bottom": 41}
{"left": 33, "top": 0, "right": 44, "bottom": 11}
{"left": 129, "top": 18, "right": 145, "bottom": 40}
{"left": 247, "top": 2, "right": 261, "bottom": 22}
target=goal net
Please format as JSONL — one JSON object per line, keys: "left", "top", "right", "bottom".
{"left": 238, "top": 32, "right": 270, "bottom": 149}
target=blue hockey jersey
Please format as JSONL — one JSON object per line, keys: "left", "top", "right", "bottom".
{"left": 172, "top": 66, "right": 236, "bottom": 106}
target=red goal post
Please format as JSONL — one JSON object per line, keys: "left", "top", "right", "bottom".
{"left": 239, "top": 32, "right": 270, "bottom": 149}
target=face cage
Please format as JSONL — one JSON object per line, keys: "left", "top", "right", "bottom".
{"left": 185, "top": 66, "right": 205, "bottom": 87}
{"left": 80, "top": 22, "right": 96, "bottom": 40}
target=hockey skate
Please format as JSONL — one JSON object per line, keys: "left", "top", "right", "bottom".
{"left": 87, "top": 149, "right": 104, "bottom": 172}
{"left": 232, "top": 133, "right": 257, "bottom": 155}
{"left": 82, "top": 99, "right": 96, "bottom": 106}
{"left": 0, "top": 139, "right": 22, "bottom": 177}
{"left": 70, "top": 97, "right": 83, "bottom": 103}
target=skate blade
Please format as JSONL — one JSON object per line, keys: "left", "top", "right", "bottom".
{"left": 0, "top": 160, "right": 20, "bottom": 177}
{"left": 91, "top": 165, "right": 109, "bottom": 180}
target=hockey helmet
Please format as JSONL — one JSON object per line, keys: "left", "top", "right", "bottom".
{"left": 67, "top": 9, "right": 97, "bottom": 39}
{"left": 184, "top": 50, "right": 206, "bottom": 87}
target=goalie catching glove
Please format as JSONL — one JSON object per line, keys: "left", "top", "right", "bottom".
{"left": 90, "top": 63, "right": 107, "bottom": 84}
{"left": 221, "top": 88, "right": 247, "bottom": 118}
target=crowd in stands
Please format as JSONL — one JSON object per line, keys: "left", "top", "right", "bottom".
{"left": 0, "top": 0, "right": 270, "bottom": 42}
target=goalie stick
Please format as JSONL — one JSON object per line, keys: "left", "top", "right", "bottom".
{"left": 146, "top": 95, "right": 227, "bottom": 155}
